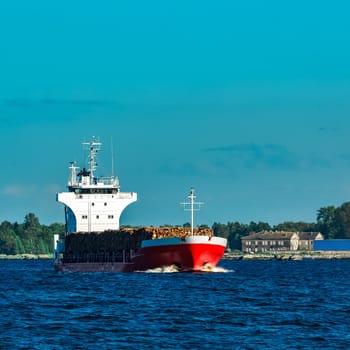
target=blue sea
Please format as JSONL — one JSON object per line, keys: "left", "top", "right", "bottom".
{"left": 1, "top": 259, "right": 350, "bottom": 349}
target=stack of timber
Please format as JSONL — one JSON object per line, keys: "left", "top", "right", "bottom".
{"left": 64, "top": 226, "right": 213, "bottom": 254}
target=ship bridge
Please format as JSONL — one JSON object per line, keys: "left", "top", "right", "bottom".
{"left": 57, "top": 137, "right": 137, "bottom": 233}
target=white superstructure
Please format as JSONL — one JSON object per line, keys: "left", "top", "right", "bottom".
{"left": 57, "top": 137, "right": 137, "bottom": 233}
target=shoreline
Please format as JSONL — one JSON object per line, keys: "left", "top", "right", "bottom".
{"left": 0, "top": 254, "right": 52, "bottom": 260}
{"left": 2, "top": 251, "right": 350, "bottom": 261}
{"left": 223, "top": 251, "right": 350, "bottom": 260}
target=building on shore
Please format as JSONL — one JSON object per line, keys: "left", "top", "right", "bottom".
{"left": 241, "top": 231, "right": 324, "bottom": 253}
{"left": 298, "top": 232, "right": 324, "bottom": 250}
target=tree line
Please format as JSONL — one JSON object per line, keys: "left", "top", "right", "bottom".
{"left": 1, "top": 202, "right": 350, "bottom": 255}
{"left": 213, "top": 202, "right": 350, "bottom": 250}
{"left": 0, "top": 213, "right": 64, "bottom": 255}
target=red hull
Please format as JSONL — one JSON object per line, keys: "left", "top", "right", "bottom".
{"left": 134, "top": 243, "right": 225, "bottom": 271}
{"left": 55, "top": 236, "right": 227, "bottom": 272}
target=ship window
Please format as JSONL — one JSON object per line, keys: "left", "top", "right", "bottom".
{"left": 92, "top": 203, "right": 95, "bottom": 206}
{"left": 104, "top": 202, "right": 107, "bottom": 206}
{"left": 82, "top": 215, "right": 87, "bottom": 219}
{"left": 96, "top": 215, "right": 99, "bottom": 219}
{"left": 108, "top": 215, "right": 114, "bottom": 219}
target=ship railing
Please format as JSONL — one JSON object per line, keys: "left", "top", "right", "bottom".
{"left": 117, "top": 192, "right": 136, "bottom": 199}
{"left": 93, "top": 176, "right": 119, "bottom": 186}
{"left": 63, "top": 250, "right": 134, "bottom": 263}
{"left": 69, "top": 176, "right": 119, "bottom": 187}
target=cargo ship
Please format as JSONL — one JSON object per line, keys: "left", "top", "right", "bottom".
{"left": 54, "top": 137, "right": 227, "bottom": 272}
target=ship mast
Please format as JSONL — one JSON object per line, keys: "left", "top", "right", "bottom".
{"left": 181, "top": 188, "right": 203, "bottom": 236}
{"left": 68, "top": 162, "right": 79, "bottom": 186}
{"left": 82, "top": 137, "right": 101, "bottom": 184}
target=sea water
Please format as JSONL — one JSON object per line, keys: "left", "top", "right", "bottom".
{"left": 1, "top": 259, "right": 350, "bottom": 349}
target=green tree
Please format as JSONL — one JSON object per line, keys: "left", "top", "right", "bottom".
{"left": 273, "top": 221, "right": 316, "bottom": 232}
{"left": 334, "top": 202, "right": 350, "bottom": 239}
{"left": 22, "top": 213, "right": 42, "bottom": 253}
{"left": 212, "top": 222, "right": 230, "bottom": 239}
{"left": 199, "top": 224, "right": 209, "bottom": 228}
{"left": 212, "top": 221, "right": 271, "bottom": 250}
{"left": 38, "top": 238, "right": 49, "bottom": 254}
{"left": 0, "top": 216, "right": 64, "bottom": 255}
{"left": 316, "top": 206, "right": 337, "bottom": 239}
{"left": 0, "top": 220, "right": 25, "bottom": 255}
{"left": 0, "top": 229, "right": 17, "bottom": 254}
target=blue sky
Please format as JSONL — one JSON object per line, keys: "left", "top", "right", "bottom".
{"left": 1, "top": 1, "right": 350, "bottom": 227}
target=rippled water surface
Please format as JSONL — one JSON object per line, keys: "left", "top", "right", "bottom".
{"left": 1, "top": 259, "right": 350, "bottom": 349}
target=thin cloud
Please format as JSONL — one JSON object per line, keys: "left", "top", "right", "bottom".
{"left": 39, "top": 98, "right": 107, "bottom": 107}
{"left": 158, "top": 162, "right": 204, "bottom": 177}
{"left": 2, "top": 185, "right": 37, "bottom": 197}
{"left": 203, "top": 143, "right": 298, "bottom": 170}
{"left": 0, "top": 117, "right": 13, "bottom": 125}
{"left": 319, "top": 127, "right": 339, "bottom": 132}
{"left": 45, "top": 184, "right": 61, "bottom": 194}
{"left": 339, "top": 154, "right": 350, "bottom": 164}
{"left": 2, "top": 98, "right": 31, "bottom": 108}
{"left": 158, "top": 144, "right": 303, "bottom": 178}
{"left": 1, "top": 98, "right": 112, "bottom": 108}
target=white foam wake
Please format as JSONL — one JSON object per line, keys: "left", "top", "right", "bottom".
{"left": 143, "top": 264, "right": 181, "bottom": 273}
{"left": 140, "top": 264, "right": 234, "bottom": 273}
{"left": 199, "top": 264, "right": 234, "bottom": 273}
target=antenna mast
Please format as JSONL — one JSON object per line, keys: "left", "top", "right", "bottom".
{"left": 68, "top": 162, "right": 79, "bottom": 186}
{"left": 82, "top": 137, "right": 101, "bottom": 183}
{"left": 181, "top": 188, "right": 203, "bottom": 236}
{"left": 111, "top": 136, "right": 115, "bottom": 178}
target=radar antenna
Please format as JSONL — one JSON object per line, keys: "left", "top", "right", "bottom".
{"left": 82, "top": 137, "right": 101, "bottom": 184}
